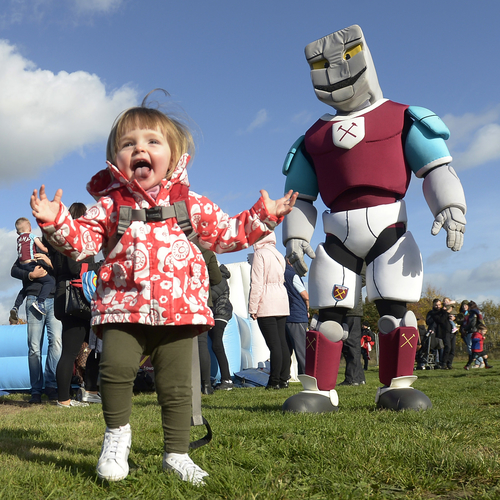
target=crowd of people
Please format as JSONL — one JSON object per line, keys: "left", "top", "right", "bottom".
{"left": 10, "top": 217, "right": 492, "bottom": 409}
{"left": 10, "top": 210, "right": 103, "bottom": 406}
{"left": 416, "top": 297, "right": 493, "bottom": 370}
{"left": 8, "top": 205, "right": 311, "bottom": 405}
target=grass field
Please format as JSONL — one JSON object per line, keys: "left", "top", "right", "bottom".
{"left": 0, "top": 365, "right": 499, "bottom": 499}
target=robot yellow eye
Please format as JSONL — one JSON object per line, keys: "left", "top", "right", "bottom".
{"left": 311, "top": 59, "right": 330, "bottom": 70}
{"left": 344, "top": 44, "right": 362, "bottom": 61}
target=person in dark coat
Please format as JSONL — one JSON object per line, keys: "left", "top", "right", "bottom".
{"left": 284, "top": 261, "right": 309, "bottom": 375}
{"left": 47, "top": 202, "right": 101, "bottom": 406}
{"left": 360, "top": 321, "right": 375, "bottom": 371}
{"left": 211, "top": 264, "right": 234, "bottom": 390}
{"left": 196, "top": 247, "right": 222, "bottom": 394}
{"left": 426, "top": 298, "right": 452, "bottom": 369}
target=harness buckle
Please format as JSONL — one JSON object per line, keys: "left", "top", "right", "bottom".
{"left": 145, "top": 207, "right": 163, "bottom": 221}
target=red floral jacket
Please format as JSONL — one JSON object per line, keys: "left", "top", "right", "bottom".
{"left": 40, "top": 154, "right": 281, "bottom": 334}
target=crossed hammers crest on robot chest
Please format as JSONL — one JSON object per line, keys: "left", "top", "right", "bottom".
{"left": 332, "top": 117, "right": 365, "bottom": 150}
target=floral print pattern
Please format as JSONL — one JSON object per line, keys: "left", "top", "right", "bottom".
{"left": 40, "top": 154, "right": 281, "bottom": 335}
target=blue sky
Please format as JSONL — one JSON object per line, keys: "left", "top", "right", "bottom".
{"left": 1, "top": 0, "right": 500, "bottom": 322}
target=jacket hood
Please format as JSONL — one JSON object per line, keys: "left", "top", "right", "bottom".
{"left": 253, "top": 231, "right": 277, "bottom": 251}
{"left": 86, "top": 153, "right": 191, "bottom": 202}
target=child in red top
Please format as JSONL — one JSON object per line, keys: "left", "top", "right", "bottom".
{"left": 360, "top": 322, "right": 375, "bottom": 370}
{"left": 11, "top": 217, "right": 55, "bottom": 319}
{"left": 471, "top": 324, "right": 492, "bottom": 369}
{"left": 31, "top": 99, "right": 297, "bottom": 485}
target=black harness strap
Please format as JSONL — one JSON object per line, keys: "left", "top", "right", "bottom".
{"left": 117, "top": 202, "right": 197, "bottom": 241}
{"left": 172, "top": 201, "right": 196, "bottom": 241}
{"left": 189, "top": 338, "right": 213, "bottom": 450}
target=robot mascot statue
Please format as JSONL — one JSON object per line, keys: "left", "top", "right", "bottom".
{"left": 281, "top": 25, "right": 466, "bottom": 412}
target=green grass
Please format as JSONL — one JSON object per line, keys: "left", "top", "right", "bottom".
{"left": 1, "top": 367, "right": 499, "bottom": 499}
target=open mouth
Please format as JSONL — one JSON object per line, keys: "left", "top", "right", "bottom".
{"left": 314, "top": 67, "right": 366, "bottom": 93}
{"left": 132, "top": 160, "right": 152, "bottom": 179}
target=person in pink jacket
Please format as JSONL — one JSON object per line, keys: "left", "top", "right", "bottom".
{"left": 249, "top": 232, "right": 291, "bottom": 390}
{"left": 30, "top": 99, "right": 297, "bottom": 486}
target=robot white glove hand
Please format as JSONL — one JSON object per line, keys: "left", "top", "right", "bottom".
{"left": 431, "top": 207, "right": 466, "bottom": 252}
{"left": 286, "top": 239, "right": 316, "bottom": 277}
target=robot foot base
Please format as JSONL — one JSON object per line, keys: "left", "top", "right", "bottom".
{"left": 376, "top": 387, "right": 432, "bottom": 411}
{"left": 282, "top": 391, "right": 339, "bottom": 414}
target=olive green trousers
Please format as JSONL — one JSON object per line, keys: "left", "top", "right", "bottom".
{"left": 100, "top": 323, "right": 196, "bottom": 454}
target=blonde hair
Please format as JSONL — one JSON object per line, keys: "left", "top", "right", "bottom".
{"left": 106, "top": 94, "right": 195, "bottom": 180}
{"left": 15, "top": 217, "right": 30, "bottom": 233}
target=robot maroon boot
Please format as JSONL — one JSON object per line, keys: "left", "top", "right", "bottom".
{"left": 376, "top": 323, "right": 432, "bottom": 411}
{"left": 282, "top": 329, "right": 343, "bottom": 413}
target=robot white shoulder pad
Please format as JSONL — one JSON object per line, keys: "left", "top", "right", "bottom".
{"left": 407, "top": 106, "right": 450, "bottom": 140}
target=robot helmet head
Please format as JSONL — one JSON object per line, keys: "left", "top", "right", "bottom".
{"left": 305, "top": 25, "right": 383, "bottom": 113}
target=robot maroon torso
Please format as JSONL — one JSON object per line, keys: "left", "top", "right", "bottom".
{"left": 304, "top": 99, "right": 411, "bottom": 213}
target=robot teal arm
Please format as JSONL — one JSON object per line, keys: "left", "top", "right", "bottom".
{"left": 282, "top": 136, "right": 319, "bottom": 200}
{"left": 282, "top": 136, "right": 318, "bottom": 276}
{"left": 405, "top": 106, "right": 453, "bottom": 178}
{"left": 405, "top": 106, "right": 466, "bottom": 251}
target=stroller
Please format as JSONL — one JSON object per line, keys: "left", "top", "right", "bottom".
{"left": 415, "top": 326, "right": 443, "bottom": 370}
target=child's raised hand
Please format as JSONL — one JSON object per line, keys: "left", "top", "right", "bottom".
{"left": 31, "top": 185, "right": 63, "bottom": 223}
{"left": 260, "top": 189, "right": 298, "bottom": 218}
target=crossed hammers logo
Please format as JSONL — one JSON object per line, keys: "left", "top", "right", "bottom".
{"left": 337, "top": 122, "right": 358, "bottom": 141}
{"left": 400, "top": 332, "right": 415, "bottom": 349}
{"left": 306, "top": 337, "right": 316, "bottom": 351}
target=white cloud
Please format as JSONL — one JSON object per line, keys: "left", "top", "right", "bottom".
{"left": 0, "top": 40, "right": 137, "bottom": 183}
{"left": 0, "top": 1, "right": 59, "bottom": 27}
{"left": 0, "top": 1, "right": 25, "bottom": 26}
{"left": 425, "top": 249, "right": 451, "bottom": 266}
{"left": 292, "top": 110, "right": 314, "bottom": 126}
{"left": 450, "top": 123, "right": 500, "bottom": 170}
{"left": 443, "top": 105, "right": 500, "bottom": 171}
{"left": 246, "top": 109, "right": 269, "bottom": 133}
{"left": 0, "top": 228, "right": 23, "bottom": 294}
{"left": 73, "top": 0, "right": 123, "bottom": 14}
{"left": 423, "top": 258, "right": 500, "bottom": 304}
{"left": 0, "top": 0, "right": 124, "bottom": 26}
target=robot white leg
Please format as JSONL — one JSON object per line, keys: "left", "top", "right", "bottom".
{"left": 366, "top": 231, "right": 423, "bottom": 303}
{"left": 283, "top": 244, "right": 361, "bottom": 413}
{"left": 309, "top": 243, "right": 361, "bottom": 309}
{"left": 366, "top": 233, "right": 431, "bottom": 410}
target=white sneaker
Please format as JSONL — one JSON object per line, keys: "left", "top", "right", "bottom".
{"left": 163, "top": 452, "right": 208, "bottom": 486}
{"left": 96, "top": 424, "right": 131, "bottom": 481}
{"left": 57, "top": 400, "right": 89, "bottom": 408}
{"left": 77, "top": 388, "right": 102, "bottom": 404}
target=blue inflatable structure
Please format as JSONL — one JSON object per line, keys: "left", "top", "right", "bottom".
{"left": 0, "top": 324, "right": 46, "bottom": 391}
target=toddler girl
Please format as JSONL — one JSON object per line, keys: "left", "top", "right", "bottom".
{"left": 30, "top": 100, "right": 297, "bottom": 485}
